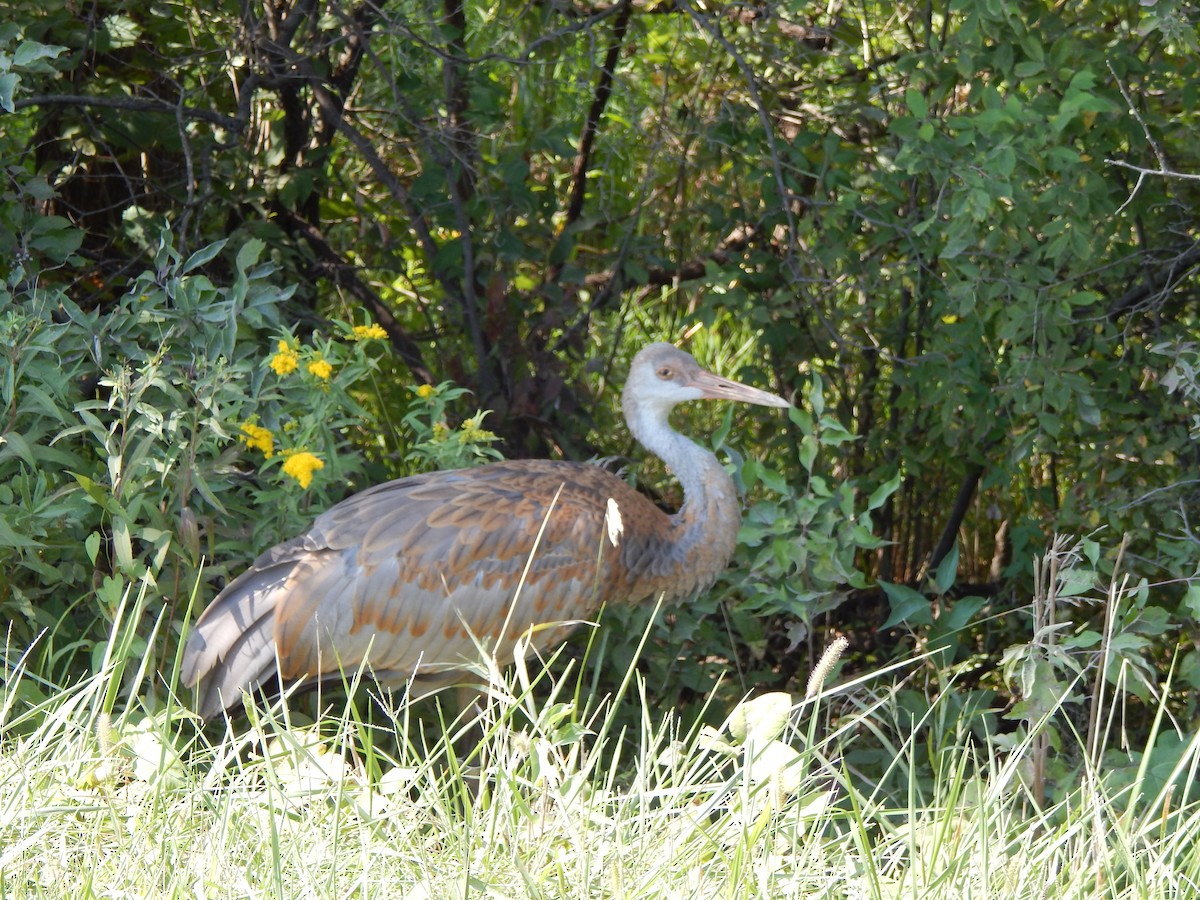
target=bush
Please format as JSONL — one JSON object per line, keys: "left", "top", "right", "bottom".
{"left": 0, "top": 226, "right": 400, "bottom": 698}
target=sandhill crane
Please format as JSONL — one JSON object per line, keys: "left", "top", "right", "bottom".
{"left": 181, "top": 342, "right": 790, "bottom": 718}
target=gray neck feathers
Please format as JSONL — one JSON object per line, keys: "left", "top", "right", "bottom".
{"left": 624, "top": 398, "right": 741, "bottom": 599}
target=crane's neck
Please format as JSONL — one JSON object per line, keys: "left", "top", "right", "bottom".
{"left": 624, "top": 399, "right": 741, "bottom": 600}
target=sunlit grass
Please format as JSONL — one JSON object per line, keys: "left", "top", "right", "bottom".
{"left": 3, "top": 586, "right": 1200, "bottom": 898}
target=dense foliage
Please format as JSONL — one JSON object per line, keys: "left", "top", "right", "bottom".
{"left": 2, "top": 0, "right": 1198, "bottom": 802}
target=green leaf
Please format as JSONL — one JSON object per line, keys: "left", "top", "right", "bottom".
{"left": 0, "top": 73, "right": 18, "bottom": 114}
{"left": 707, "top": 398, "right": 732, "bottom": 448}
{"left": 867, "top": 472, "right": 901, "bottom": 511}
{"left": 798, "top": 434, "right": 818, "bottom": 472}
{"left": 992, "top": 145, "right": 1017, "bottom": 177}
{"left": 933, "top": 543, "right": 959, "bottom": 594}
{"left": 807, "top": 374, "right": 825, "bottom": 418}
{"left": 788, "top": 405, "right": 813, "bottom": 433}
{"left": 13, "top": 41, "right": 66, "bottom": 68}
{"left": 817, "top": 419, "right": 857, "bottom": 445}
{"left": 85, "top": 531, "right": 102, "bottom": 565}
{"left": 182, "top": 239, "right": 228, "bottom": 274}
{"left": 622, "top": 259, "right": 649, "bottom": 284}
{"left": 235, "top": 238, "right": 265, "bottom": 272}
{"left": 0, "top": 431, "right": 36, "bottom": 466}
{"left": 879, "top": 580, "right": 933, "bottom": 629}
{"left": 1056, "top": 570, "right": 1094, "bottom": 599}
{"left": 1078, "top": 393, "right": 1101, "bottom": 427}
{"left": 72, "top": 472, "right": 113, "bottom": 509}
{"left": 112, "top": 517, "right": 135, "bottom": 573}
{"left": 28, "top": 216, "right": 84, "bottom": 262}
{"left": 938, "top": 595, "right": 987, "bottom": 633}
{"left": 1181, "top": 583, "right": 1200, "bottom": 620}
{"left": 99, "top": 15, "right": 141, "bottom": 49}
{"left": 1065, "top": 629, "right": 1102, "bottom": 649}
{"left": 927, "top": 594, "right": 987, "bottom": 663}
{"left": 905, "top": 88, "right": 928, "bottom": 119}
{"left": 740, "top": 457, "right": 760, "bottom": 491}
{"left": 0, "top": 511, "right": 43, "bottom": 549}
{"left": 756, "top": 466, "right": 790, "bottom": 494}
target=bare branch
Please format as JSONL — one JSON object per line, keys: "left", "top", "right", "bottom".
{"left": 14, "top": 94, "right": 243, "bottom": 131}
{"left": 1105, "top": 61, "right": 1200, "bottom": 216}
{"left": 441, "top": 0, "right": 490, "bottom": 397}
{"left": 1105, "top": 157, "right": 1200, "bottom": 182}
{"left": 562, "top": 0, "right": 633, "bottom": 232}
{"left": 582, "top": 224, "right": 759, "bottom": 293}
{"left": 545, "top": 0, "right": 634, "bottom": 295}
{"left": 926, "top": 463, "right": 985, "bottom": 578}
{"left": 1107, "top": 239, "right": 1200, "bottom": 320}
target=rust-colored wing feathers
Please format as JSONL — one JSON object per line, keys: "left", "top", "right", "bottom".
{"left": 183, "top": 460, "right": 673, "bottom": 716}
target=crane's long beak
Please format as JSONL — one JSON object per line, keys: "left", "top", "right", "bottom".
{"left": 689, "top": 369, "right": 791, "bottom": 408}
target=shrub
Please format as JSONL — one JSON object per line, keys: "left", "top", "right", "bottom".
{"left": 0, "top": 226, "right": 398, "bottom": 699}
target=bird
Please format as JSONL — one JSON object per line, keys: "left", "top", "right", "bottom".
{"left": 181, "top": 342, "right": 790, "bottom": 718}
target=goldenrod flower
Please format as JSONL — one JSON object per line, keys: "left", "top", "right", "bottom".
{"left": 269, "top": 340, "right": 299, "bottom": 376}
{"left": 457, "top": 413, "right": 498, "bottom": 445}
{"left": 415, "top": 384, "right": 436, "bottom": 399}
{"left": 282, "top": 450, "right": 324, "bottom": 489}
{"left": 307, "top": 356, "right": 333, "bottom": 380}
{"left": 351, "top": 324, "right": 387, "bottom": 340}
{"left": 238, "top": 422, "right": 275, "bottom": 458}
{"left": 431, "top": 421, "right": 450, "bottom": 440}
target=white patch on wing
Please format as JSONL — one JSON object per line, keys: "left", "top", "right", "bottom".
{"left": 605, "top": 498, "right": 624, "bottom": 547}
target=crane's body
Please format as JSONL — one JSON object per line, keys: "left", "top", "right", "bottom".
{"left": 182, "top": 343, "right": 789, "bottom": 718}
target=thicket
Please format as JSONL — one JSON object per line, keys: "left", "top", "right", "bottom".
{"left": 2, "top": 0, "right": 1198, "bottom": 805}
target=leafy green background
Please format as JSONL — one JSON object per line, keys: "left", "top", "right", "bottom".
{"left": 2, "top": 0, "right": 1198, "bottom": 803}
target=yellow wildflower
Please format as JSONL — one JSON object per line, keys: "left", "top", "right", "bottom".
{"left": 457, "top": 414, "right": 498, "bottom": 446}
{"left": 351, "top": 324, "right": 387, "bottom": 340}
{"left": 238, "top": 422, "right": 275, "bottom": 458}
{"left": 269, "top": 340, "right": 299, "bottom": 376}
{"left": 307, "top": 356, "right": 333, "bottom": 380}
{"left": 282, "top": 450, "right": 324, "bottom": 489}
{"left": 431, "top": 421, "right": 451, "bottom": 440}
{"left": 415, "top": 383, "right": 436, "bottom": 400}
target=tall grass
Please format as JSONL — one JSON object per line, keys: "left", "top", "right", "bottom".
{"left": 3, "top": 585, "right": 1200, "bottom": 898}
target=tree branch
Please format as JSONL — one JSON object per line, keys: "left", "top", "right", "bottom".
{"left": 1106, "top": 239, "right": 1200, "bottom": 320}
{"left": 14, "top": 94, "right": 243, "bottom": 131}
{"left": 927, "top": 462, "right": 984, "bottom": 576}
{"left": 1106, "top": 158, "right": 1200, "bottom": 182}
{"left": 440, "top": 0, "right": 491, "bottom": 398}
{"left": 286, "top": 215, "right": 434, "bottom": 384}
{"left": 562, "top": 0, "right": 633, "bottom": 233}
{"left": 582, "top": 224, "right": 758, "bottom": 292}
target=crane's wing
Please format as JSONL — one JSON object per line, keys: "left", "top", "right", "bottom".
{"left": 182, "top": 460, "right": 669, "bottom": 717}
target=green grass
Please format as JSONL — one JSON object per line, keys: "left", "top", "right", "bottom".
{"left": 3, "top": 603, "right": 1200, "bottom": 899}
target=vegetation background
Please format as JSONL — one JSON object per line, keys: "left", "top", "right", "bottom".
{"left": 2, "top": 0, "right": 1199, "bottom": 895}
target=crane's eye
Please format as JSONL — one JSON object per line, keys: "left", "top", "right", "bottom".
{"left": 656, "top": 366, "right": 674, "bottom": 380}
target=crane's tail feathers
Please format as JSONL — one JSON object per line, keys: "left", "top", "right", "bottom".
{"left": 181, "top": 566, "right": 287, "bottom": 719}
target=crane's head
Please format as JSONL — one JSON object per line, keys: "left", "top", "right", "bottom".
{"left": 622, "top": 342, "right": 791, "bottom": 420}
